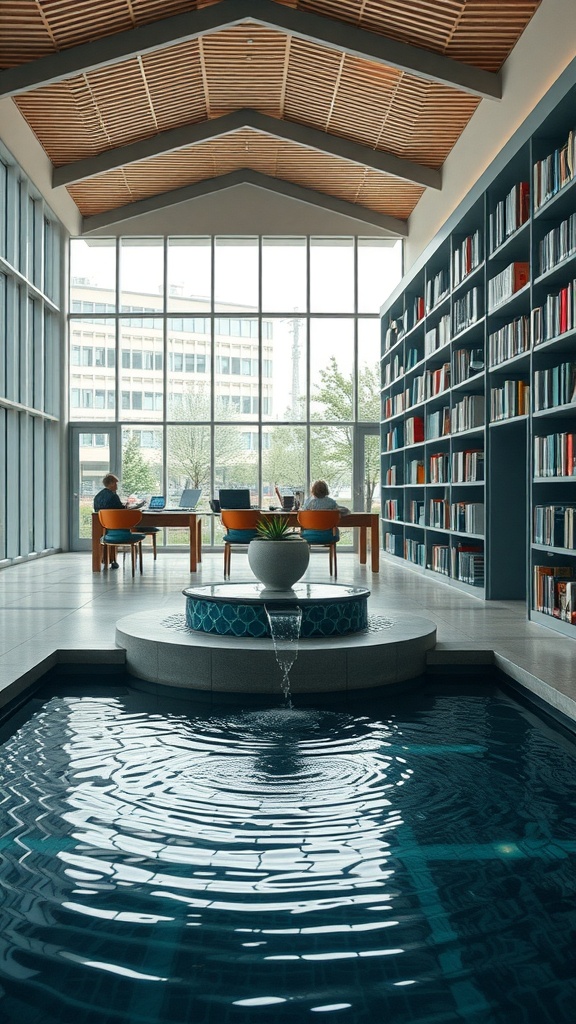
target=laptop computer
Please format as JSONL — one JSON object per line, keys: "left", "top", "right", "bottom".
{"left": 163, "top": 488, "right": 202, "bottom": 511}
{"left": 218, "top": 488, "right": 251, "bottom": 510}
{"left": 148, "top": 495, "right": 166, "bottom": 510}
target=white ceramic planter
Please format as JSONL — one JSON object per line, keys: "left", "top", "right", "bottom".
{"left": 248, "top": 536, "right": 310, "bottom": 590}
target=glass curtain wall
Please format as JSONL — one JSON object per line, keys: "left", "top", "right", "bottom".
{"left": 69, "top": 235, "right": 401, "bottom": 546}
{"left": 0, "top": 142, "right": 63, "bottom": 565}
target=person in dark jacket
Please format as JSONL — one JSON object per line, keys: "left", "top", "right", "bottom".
{"left": 93, "top": 474, "right": 144, "bottom": 568}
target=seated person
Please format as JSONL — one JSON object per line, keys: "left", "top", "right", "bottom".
{"left": 93, "top": 474, "right": 145, "bottom": 512}
{"left": 93, "top": 474, "right": 145, "bottom": 569}
{"left": 302, "top": 480, "right": 350, "bottom": 517}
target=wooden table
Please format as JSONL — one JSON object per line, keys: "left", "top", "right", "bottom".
{"left": 92, "top": 510, "right": 379, "bottom": 573}
{"left": 267, "top": 510, "right": 380, "bottom": 572}
{"left": 92, "top": 511, "right": 202, "bottom": 573}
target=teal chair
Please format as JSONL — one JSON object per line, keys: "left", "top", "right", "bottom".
{"left": 221, "top": 509, "right": 261, "bottom": 577}
{"left": 297, "top": 509, "right": 341, "bottom": 578}
{"left": 98, "top": 509, "right": 146, "bottom": 577}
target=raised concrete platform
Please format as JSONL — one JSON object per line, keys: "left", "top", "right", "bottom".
{"left": 115, "top": 607, "right": 437, "bottom": 694}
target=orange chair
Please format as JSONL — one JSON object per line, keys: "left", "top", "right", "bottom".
{"left": 221, "top": 509, "right": 261, "bottom": 578}
{"left": 297, "top": 509, "right": 341, "bottom": 578}
{"left": 98, "top": 509, "right": 146, "bottom": 577}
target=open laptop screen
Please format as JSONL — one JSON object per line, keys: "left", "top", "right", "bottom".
{"left": 149, "top": 496, "right": 166, "bottom": 510}
{"left": 218, "top": 488, "right": 251, "bottom": 509}
{"left": 179, "top": 488, "right": 202, "bottom": 508}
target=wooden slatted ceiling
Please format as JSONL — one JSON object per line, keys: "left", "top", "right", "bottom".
{"left": 0, "top": 0, "right": 541, "bottom": 72}
{"left": 66, "top": 130, "right": 424, "bottom": 218}
{"left": 0, "top": 0, "right": 542, "bottom": 222}
{"left": 14, "top": 27, "right": 479, "bottom": 167}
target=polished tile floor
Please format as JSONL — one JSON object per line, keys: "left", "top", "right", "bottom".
{"left": 0, "top": 548, "right": 575, "bottom": 720}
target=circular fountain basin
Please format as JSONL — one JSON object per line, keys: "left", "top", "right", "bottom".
{"left": 115, "top": 581, "right": 437, "bottom": 696}
{"left": 183, "top": 582, "right": 369, "bottom": 638}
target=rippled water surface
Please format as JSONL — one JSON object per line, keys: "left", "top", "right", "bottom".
{"left": 0, "top": 682, "right": 575, "bottom": 1024}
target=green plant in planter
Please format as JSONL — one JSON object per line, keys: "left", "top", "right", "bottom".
{"left": 256, "top": 515, "right": 294, "bottom": 539}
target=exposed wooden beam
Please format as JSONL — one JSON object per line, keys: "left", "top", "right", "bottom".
{"left": 53, "top": 109, "right": 441, "bottom": 191}
{"left": 81, "top": 169, "right": 408, "bottom": 235}
{"left": 0, "top": 0, "right": 501, "bottom": 101}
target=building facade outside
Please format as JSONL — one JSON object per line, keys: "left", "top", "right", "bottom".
{"left": 69, "top": 236, "right": 402, "bottom": 548}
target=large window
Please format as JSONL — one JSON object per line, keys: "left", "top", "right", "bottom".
{"left": 0, "top": 143, "right": 63, "bottom": 564}
{"left": 69, "top": 235, "right": 402, "bottom": 544}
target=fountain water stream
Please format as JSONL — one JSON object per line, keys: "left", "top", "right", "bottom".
{"left": 265, "top": 605, "right": 303, "bottom": 706}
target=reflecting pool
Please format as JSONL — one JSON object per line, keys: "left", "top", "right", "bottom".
{"left": 0, "top": 680, "right": 575, "bottom": 1023}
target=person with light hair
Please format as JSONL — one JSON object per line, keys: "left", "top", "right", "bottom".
{"left": 302, "top": 480, "right": 350, "bottom": 516}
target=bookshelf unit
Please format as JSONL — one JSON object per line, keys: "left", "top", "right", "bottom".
{"left": 380, "top": 57, "right": 576, "bottom": 630}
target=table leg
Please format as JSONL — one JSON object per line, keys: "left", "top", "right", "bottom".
{"left": 196, "top": 518, "right": 202, "bottom": 564}
{"left": 359, "top": 526, "right": 367, "bottom": 565}
{"left": 92, "top": 518, "right": 104, "bottom": 572}
{"left": 371, "top": 516, "right": 379, "bottom": 572}
{"left": 189, "top": 516, "right": 198, "bottom": 573}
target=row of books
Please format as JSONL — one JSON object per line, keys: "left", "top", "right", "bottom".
{"left": 451, "top": 448, "right": 484, "bottom": 482}
{"left": 533, "top": 361, "right": 576, "bottom": 410}
{"left": 385, "top": 498, "right": 484, "bottom": 533}
{"left": 452, "top": 394, "right": 485, "bottom": 432}
{"left": 386, "top": 534, "right": 484, "bottom": 585}
{"left": 424, "top": 314, "right": 451, "bottom": 356}
{"left": 409, "top": 500, "right": 425, "bottom": 525}
{"left": 426, "top": 405, "right": 451, "bottom": 440}
{"left": 413, "top": 295, "right": 425, "bottom": 324}
{"left": 453, "top": 230, "right": 482, "bottom": 287}
{"left": 452, "top": 347, "right": 484, "bottom": 385}
{"left": 384, "top": 448, "right": 484, "bottom": 485}
{"left": 383, "top": 499, "right": 401, "bottom": 521}
{"left": 453, "top": 546, "right": 484, "bottom": 586}
{"left": 450, "top": 501, "right": 484, "bottom": 534}
{"left": 453, "top": 287, "right": 480, "bottom": 335}
{"left": 382, "top": 352, "right": 403, "bottom": 387}
{"left": 430, "top": 543, "right": 450, "bottom": 575}
{"left": 533, "top": 431, "right": 576, "bottom": 477}
{"left": 490, "top": 379, "right": 530, "bottom": 421}
{"left": 534, "top": 504, "right": 576, "bottom": 549}
{"left": 405, "top": 538, "right": 426, "bottom": 566}
{"left": 539, "top": 211, "right": 576, "bottom": 275}
{"left": 533, "top": 127, "right": 576, "bottom": 211}
{"left": 487, "top": 261, "right": 529, "bottom": 312}
{"left": 406, "top": 347, "right": 420, "bottom": 370}
{"left": 429, "top": 451, "right": 450, "bottom": 483}
{"left": 407, "top": 459, "right": 424, "bottom": 484}
{"left": 489, "top": 181, "right": 530, "bottom": 252}
{"left": 533, "top": 564, "right": 575, "bottom": 621}
{"left": 384, "top": 532, "right": 403, "bottom": 556}
{"left": 488, "top": 314, "right": 530, "bottom": 367}
{"left": 531, "top": 279, "right": 576, "bottom": 342}
{"left": 425, "top": 268, "right": 450, "bottom": 312}
{"left": 405, "top": 415, "right": 425, "bottom": 445}
{"left": 384, "top": 424, "right": 403, "bottom": 451}
{"left": 383, "top": 391, "right": 408, "bottom": 419}
{"left": 429, "top": 498, "right": 450, "bottom": 529}
{"left": 385, "top": 397, "right": 484, "bottom": 447}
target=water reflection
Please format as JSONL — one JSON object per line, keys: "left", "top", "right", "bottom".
{"left": 0, "top": 689, "right": 574, "bottom": 1023}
